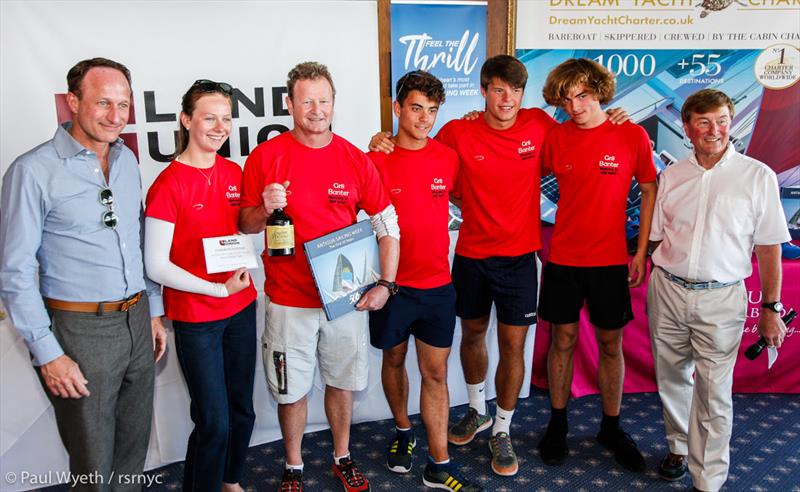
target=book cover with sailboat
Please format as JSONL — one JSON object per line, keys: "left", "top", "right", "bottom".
{"left": 303, "top": 220, "right": 382, "bottom": 320}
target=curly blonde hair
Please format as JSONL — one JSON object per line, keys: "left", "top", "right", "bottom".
{"left": 542, "top": 58, "right": 616, "bottom": 106}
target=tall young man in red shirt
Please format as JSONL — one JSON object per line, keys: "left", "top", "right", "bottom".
{"left": 239, "top": 62, "right": 400, "bottom": 492}
{"left": 435, "top": 56, "right": 557, "bottom": 477}
{"left": 368, "top": 70, "right": 482, "bottom": 491}
{"left": 536, "top": 58, "right": 657, "bottom": 472}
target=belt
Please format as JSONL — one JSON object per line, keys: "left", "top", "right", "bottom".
{"left": 657, "top": 267, "right": 739, "bottom": 290}
{"left": 44, "top": 292, "right": 143, "bottom": 315}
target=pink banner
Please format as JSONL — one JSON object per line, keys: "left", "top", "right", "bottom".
{"left": 533, "top": 228, "right": 800, "bottom": 397}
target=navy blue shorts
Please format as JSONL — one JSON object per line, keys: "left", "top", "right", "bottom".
{"left": 452, "top": 252, "right": 538, "bottom": 326}
{"left": 538, "top": 262, "right": 633, "bottom": 330}
{"left": 369, "top": 283, "right": 456, "bottom": 349}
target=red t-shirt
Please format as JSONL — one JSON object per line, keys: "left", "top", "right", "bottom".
{"left": 368, "top": 139, "right": 458, "bottom": 289}
{"left": 542, "top": 119, "right": 657, "bottom": 266}
{"left": 436, "top": 108, "right": 557, "bottom": 259}
{"left": 145, "top": 155, "right": 256, "bottom": 322}
{"left": 241, "top": 132, "right": 391, "bottom": 308}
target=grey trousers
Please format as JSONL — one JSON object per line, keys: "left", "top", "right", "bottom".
{"left": 648, "top": 270, "right": 747, "bottom": 492}
{"left": 40, "top": 295, "right": 155, "bottom": 492}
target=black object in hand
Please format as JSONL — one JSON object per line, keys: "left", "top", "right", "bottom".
{"left": 745, "top": 309, "right": 796, "bottom": 360}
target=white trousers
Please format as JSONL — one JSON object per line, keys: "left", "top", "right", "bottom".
{"left": 647, "top": 269, "right": 747, "bottom": 492}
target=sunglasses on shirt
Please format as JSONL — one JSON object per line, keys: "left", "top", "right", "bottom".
{"left": 192, "top": 79, "right": 234, "bottom": 95}
{"left": 99, "top": 188, "right": 118, "bottom": 229}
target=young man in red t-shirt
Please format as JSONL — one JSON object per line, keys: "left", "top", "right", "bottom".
{"left": 367, "top": 70, "right": 482, "bottom": 491}
{"left": 371, "top": 56, "right": 558, "bottom": 477}
{"left": 239, "top": 62, "right": 400, "bottom": 492}
{"left": 536, "top": 58, "right": 657, "bottom": 472}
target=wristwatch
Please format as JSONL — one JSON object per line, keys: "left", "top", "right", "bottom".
{"left": 376, "top": 279, "right": 399, "bottom": 296}
{"left": 762, "top": 301, "right": 783, "bottom": 313}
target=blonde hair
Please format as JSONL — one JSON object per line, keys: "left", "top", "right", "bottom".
{"left": 542, "top": 58, "right": 616, "bottom": 106}
{"left": 287, "top": 62, "right": 336, "bottom": 100}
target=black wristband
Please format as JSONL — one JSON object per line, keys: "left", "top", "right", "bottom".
{"left": 376, "top": 279, "right": 399, "bottom": 296}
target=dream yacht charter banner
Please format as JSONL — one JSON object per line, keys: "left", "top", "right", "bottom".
{"left": 516, "top": 0, "right": 799, "bottom": 237}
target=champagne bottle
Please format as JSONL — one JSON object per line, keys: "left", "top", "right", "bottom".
{"left": 744, "top": 308, "right": 796, "bottom": 360}
{"left": 266, "top": 208, "right": 294, "bottom": 256}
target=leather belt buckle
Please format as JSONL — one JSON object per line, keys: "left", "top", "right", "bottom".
{"left": 116, "top": 292, "right": 141, "bottom": 313}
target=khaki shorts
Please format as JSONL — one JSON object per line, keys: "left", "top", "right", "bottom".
{"left": 262, "top": 299, "right": 369, "bottom": 404}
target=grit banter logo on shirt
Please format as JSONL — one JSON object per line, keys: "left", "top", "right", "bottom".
{"left": 328, "top": 182, "right": 350, "bottom": 204}
{"left": 399, "top": 30, "right": 480, "bottom": 76}
{"left": 598, "top": 154, "right": 621, "bottom": 175}
{"left": 54, "top": 86, "right": 292, "bottom": 162}
{"left": 518, "top": 140, "right": 537, "bottom": 161}
{"left": 431, "top": 177, "right": 447, "bottom": 198}
{"left": 227, "top": 184, "right": 240, "bottom": 206}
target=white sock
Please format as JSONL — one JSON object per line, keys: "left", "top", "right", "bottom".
{"left": 333, "top": 452, "right": 350, "bottom": 465}
{"left": 467, "top": 382, "right": 486, "bottom": 414}
{"left": 492, "top": 405, "right": 515, "bottom": 436}
{"left": 285, "top": 462, "right": 304, "bottom": 472}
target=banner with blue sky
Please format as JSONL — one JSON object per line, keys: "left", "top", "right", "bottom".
{"left": 390, "top": 1, "right": 487, "bottom": 135}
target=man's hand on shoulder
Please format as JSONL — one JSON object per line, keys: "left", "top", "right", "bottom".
{"left": 462, "top": 110, "right": 482, "bottom": 121}
{"left": 151, "top": 316, "right": 167, "bottom": 362}
{"left": 758, "top": 311, "right": 786, "bottom": 348}
{"left": 356, "top": 285, "right": 390, "bottom": 311}
{"left": 368, "top": 132, "right": 395, "bottom": 154}
{"left": 40, "top": 354, "right": 90, "bottom": 399}
{"left": 606, "top": 107, "right": 630, "bottom": 124}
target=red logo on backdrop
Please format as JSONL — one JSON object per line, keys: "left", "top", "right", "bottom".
{"left": 54, "top": 94, "right": 139, "bottom": 160}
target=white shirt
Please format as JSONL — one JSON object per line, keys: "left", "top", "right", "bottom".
{"left": 650, "top": 145, "right": 790, "bottom": 283}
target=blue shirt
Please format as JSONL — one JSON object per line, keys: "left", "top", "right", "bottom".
{"left": 0, "top": 124, "right": 164, "bottom": 366}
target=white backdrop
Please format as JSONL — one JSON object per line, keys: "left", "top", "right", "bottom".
{"left": 0, "top": 2, "right": 535, "bottom": 490}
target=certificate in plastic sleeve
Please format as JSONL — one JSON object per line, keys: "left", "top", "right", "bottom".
{"left": 202, "top": 234, "right": 259, "bottom": 274}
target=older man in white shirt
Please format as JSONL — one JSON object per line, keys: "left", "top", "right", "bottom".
{"left": 647, "top": 88, "right": 790, "bottom": 492}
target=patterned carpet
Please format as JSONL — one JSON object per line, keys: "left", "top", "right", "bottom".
{"left": 41, "top": 388, "right": 800, "bottom": 491}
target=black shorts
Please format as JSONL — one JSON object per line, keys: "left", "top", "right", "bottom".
{"left": 452, "top": 252, "right": 538, "bottom": 326}
{"left": 537, "top": 262, "right": 633, "bottom": 330}
{"left": 369, "top": 283, "right": 456, "bottom": 349}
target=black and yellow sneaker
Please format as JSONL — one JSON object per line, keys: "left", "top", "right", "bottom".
{"left": 386, "top": 430, "right": 416, "bottom": 473}
{"left": 422, "top": 459, "right": 484, "bottom": 491}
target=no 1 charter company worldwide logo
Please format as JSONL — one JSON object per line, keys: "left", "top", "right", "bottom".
{"left": 754, "top": 44, "right": 800, "bottom": 89}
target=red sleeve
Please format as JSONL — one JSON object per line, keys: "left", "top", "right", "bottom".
{"left": 435, "top": 121, "right": 463, "bottom": 199}
{"left": 450, "top": 150, "right": 462, "bottom": 201}
{"left": 367, "top": 151, "right": 392, "bottom": 192}
{"left": 356, "top": 152, "right": 391, "bottom": 216}
{"left": 366, "top": 151, "right": 385, "bottom": 173}
{"left": 434, "top": 119, "right": 458, "bottom": 149}
{"left": 632, "top": 124, "right": 657, "bottom": 184}
{"left": 240, "top": 146, "right": 266, "bottom": 208}
{"left": 145, "top": 167, "right": 179, "bottom": 224}
{"left": 541, "top": 130, "right": 557, "bottom": 177}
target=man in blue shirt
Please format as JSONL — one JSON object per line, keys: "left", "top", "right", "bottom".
{"left": 0, "top": 58, "right": 166, "bottom": 491}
